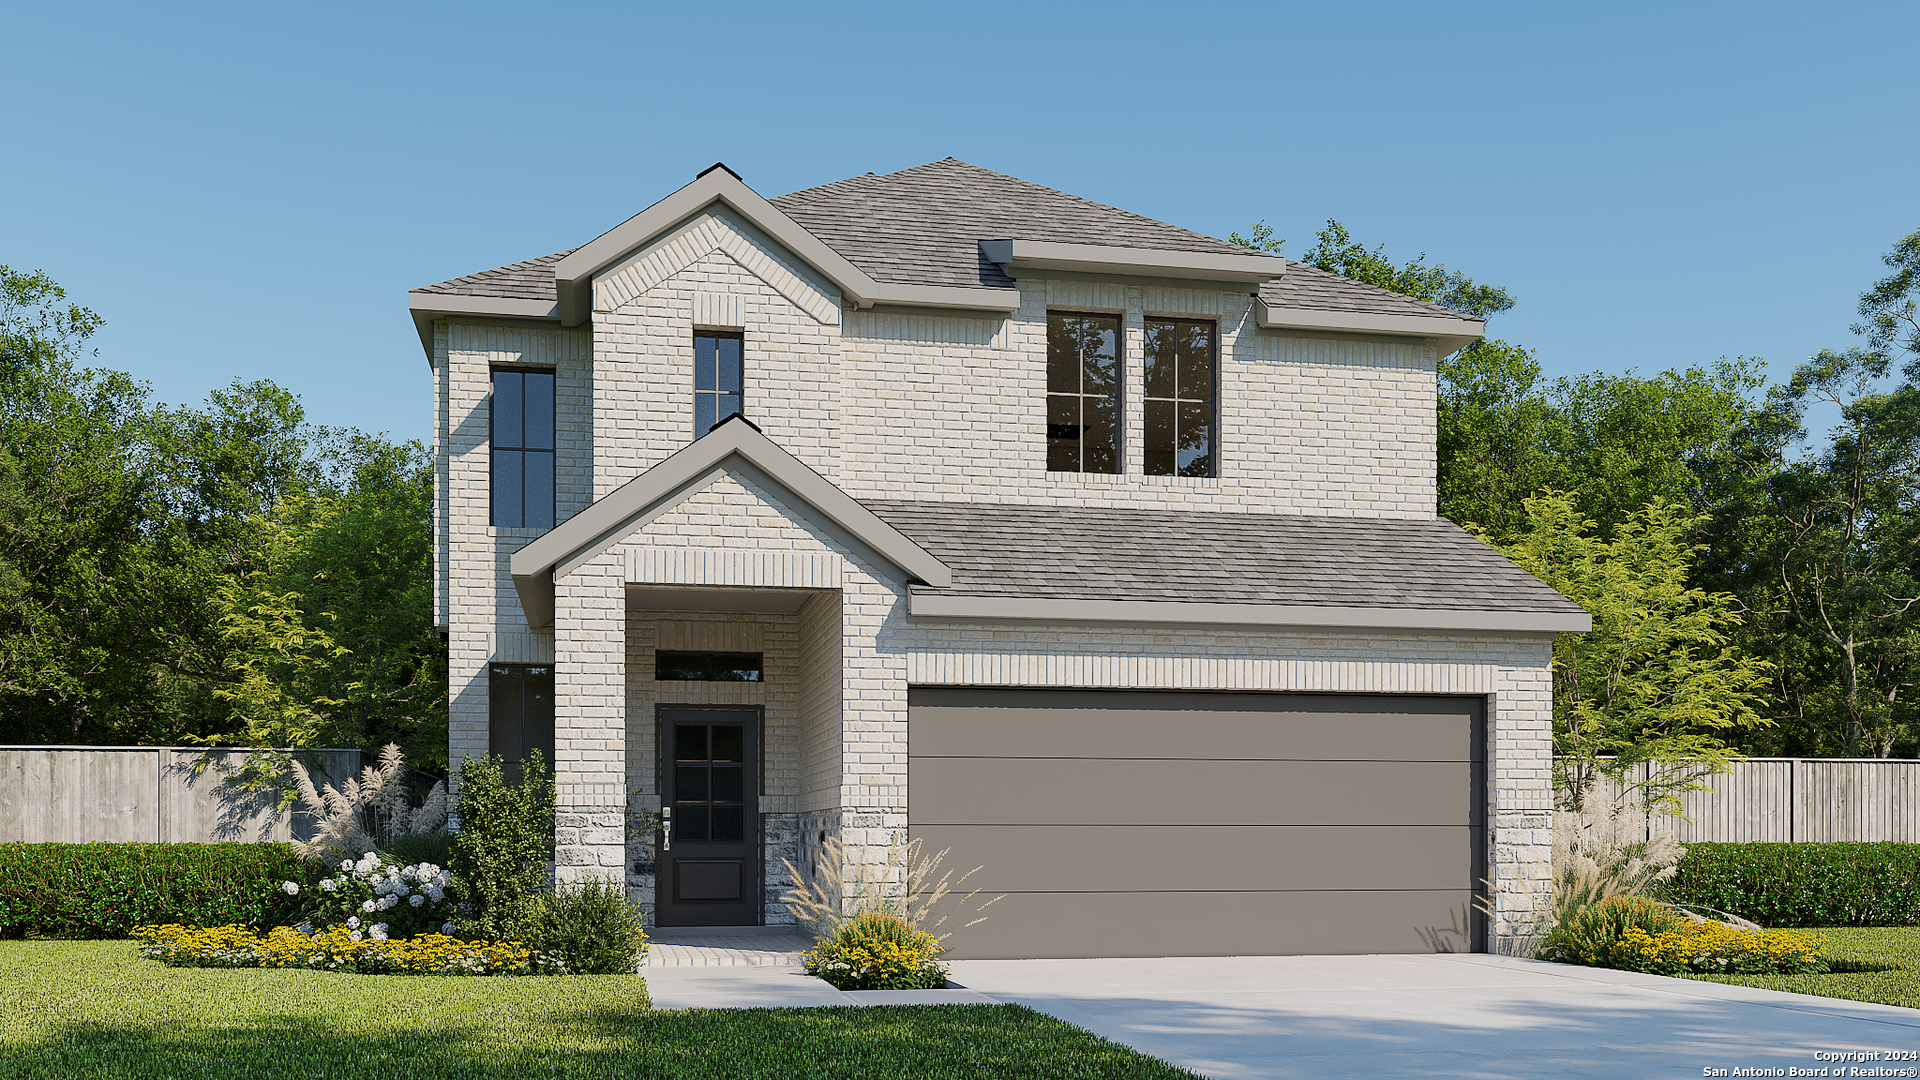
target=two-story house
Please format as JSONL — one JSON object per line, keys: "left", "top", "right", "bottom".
{"left": 409, "top": 159, "right": 1587, "bottom": 960}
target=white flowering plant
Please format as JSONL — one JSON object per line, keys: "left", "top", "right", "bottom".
{"left": 283, "top": 852, "right": 457, "bottom": 940}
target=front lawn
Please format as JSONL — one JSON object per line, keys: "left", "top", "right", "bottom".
{"left": 1683, "top": 926, "right": 1920, "bottom": 1009}
{"left": 0, "top": 941, "right": 1196, "bottom": 1079}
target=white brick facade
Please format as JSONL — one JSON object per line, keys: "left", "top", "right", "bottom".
{"left": 432, "top": 203, "right": 1555, "bottom": 948}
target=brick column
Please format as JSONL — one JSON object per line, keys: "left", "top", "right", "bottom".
{"left": 552, "top": 553, "right": 627, "bottom": 884}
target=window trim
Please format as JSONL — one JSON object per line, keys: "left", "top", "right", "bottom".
{"left": 489, "top": 366, "right": 557, "bottom": 530}
{"left": 692, "top": 330, "right": 746, "bottom": 438}
{"left": 1142, "top": 315, "right": 1219, "bottom": 479}
{"left": 1044, "top": 309, "right": 1124, "bottom": 475}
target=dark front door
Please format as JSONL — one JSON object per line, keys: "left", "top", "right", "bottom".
{"left": 657, "top": 709, "right": 760, "bottom": 926}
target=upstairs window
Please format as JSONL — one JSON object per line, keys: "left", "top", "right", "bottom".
{"left": 1143, "top": 318, "right": 1216, "bottom": 477}
{"left": 1046, "top": 312, "right": 1120, "bottom": 473}
{"left": 492, "top": 369, "right": 554, "bottom": 529}
{"left": 693, "top": 331, "right": 744, "bottom": 437}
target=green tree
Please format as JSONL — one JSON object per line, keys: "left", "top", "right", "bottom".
{"left": 1488, "top": 493, "right": 1772, "bottom": 812}
{"left": 1301, "top": 219, "right": 1516, "bottom": 320}
{"left": 0, "top": 266, "right": 206, "bottom": 742}
{"left": 1710, "top": 348, "right": 1920, "bottom": 757}
{"left": 1856, "top": 227, "right": 1920, "bottom": 362}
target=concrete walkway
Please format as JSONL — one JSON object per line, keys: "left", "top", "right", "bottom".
{"left": 944, "top": 953, "right": 1920, "bottom": 1080}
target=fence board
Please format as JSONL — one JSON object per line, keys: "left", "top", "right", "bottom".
{"left": 0, "top": 747, "right": 360, "bottom": 844}
{"left": 1576, "top": 757, "right": 1920, "bottom": 843}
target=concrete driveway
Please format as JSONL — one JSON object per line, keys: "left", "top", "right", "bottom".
{"left": 945, "top": 953, "right": 1920, "bottom": 1080}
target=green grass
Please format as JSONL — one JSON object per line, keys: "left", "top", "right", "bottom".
{"left": 0, "top": 941, "right": 1197, "bottom": 1079}
{"left": 1684, "top": 926, "right": 1920, "bottom": 1008}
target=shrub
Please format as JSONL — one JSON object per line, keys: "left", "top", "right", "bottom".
{"left": 1541, "top": 895, "right": 1687, "bottom": 963}
{"left": 803, "top": 911, "right": 948, "bottom": 991}
{"left": 1591, "top": 922, "right": 1828, "bottom": 976}
{"left": 1658, "top": 843, "right": 1920, "bottom": 926}
{"left": 523, "top": 879, "right": 649, "bottom": 975}
{"left": 448, "top": 751, "right": 555, "bottom": 940}
{"left": 133, "top": 923, "right": 539, "bottom": 975}
{"left": 292, "top": 851, "right": 457, "bottom": 940}
{"left": 0, "top": 842, "right": 306, "bottom": 939}
{"left": 383, "top": 830, "right": 451, "bottom": 868}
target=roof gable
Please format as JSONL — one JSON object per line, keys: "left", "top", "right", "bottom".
{"left": 508, "top": 417, "right": 951, "bottom": 627}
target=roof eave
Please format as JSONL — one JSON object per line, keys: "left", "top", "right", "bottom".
{"left": 908, "top": 592, "right": 1590, "bottom": 633}
{"left": 980, "top": 239, "right": 1284, "bottom": 284}
{"left": 1256, "top": 298, "right": 1485, "bottom": 357}
{"left": 406, "top": 292, "right": 561, "bottom": 361}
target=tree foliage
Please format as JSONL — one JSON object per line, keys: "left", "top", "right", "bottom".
{"left": 1489, "top": 493, "right": 1772, "bottom": 811}
{"left": 0, "top": 266, "right": 443, "bottom": 766}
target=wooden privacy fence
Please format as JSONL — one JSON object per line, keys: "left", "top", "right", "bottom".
{"left": 1583, "top": 757, "right": 1920, "bottom": 843}
{"left": 0, "top": 746, "right": 361, "bottom": 844}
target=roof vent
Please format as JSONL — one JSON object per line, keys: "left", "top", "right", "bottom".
{"left": 697, "top": 162, "right": 742, "bottom": 181}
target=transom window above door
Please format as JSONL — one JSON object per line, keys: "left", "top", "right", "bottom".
{"left": 1143, "top": 318, "right": 1216, "bottom": 477}
{"left": 1046, "top": 312, "right": 1120, "bottom": 473}
{"left": 693, "top": 331, "right": 744, "bottom": 437}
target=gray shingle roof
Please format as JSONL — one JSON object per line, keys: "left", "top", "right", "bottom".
{"left": 1259, "top": 263, "right": 1480, "bottom": 323}
{"left": 768, "top": 158, "right": 1272, "bottom": 288}
{"left": 411, "top": 159, "right": 1476, "bottom": 325}
{"left": 414, "top": 249, "right": 574, "bottom": 301}
{"left": 864, "top": 501, "right": 1583, "bottom": 615}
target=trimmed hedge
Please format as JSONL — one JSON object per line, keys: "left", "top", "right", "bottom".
{"left": 1659, "top": 842, "right": 1920, "bottom": 927}
{"left": 0, "top": 842, "right": 308, "bottom": 939}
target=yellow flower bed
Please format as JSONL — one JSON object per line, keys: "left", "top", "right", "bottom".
{"left": 1588, "top": 921, "right": 1828, "bottom": 976}
{"left": 133, "top": 924, "right": 537, "bottom": 976}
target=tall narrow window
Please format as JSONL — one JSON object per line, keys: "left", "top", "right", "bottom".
{"left": 693, "top": 331, "right": 744, "bottom": 437}
{"left": 1143, "top": 318, "right": 1216, "bottom": 477}
{"left": 1046, "top": 312, "right": 1120, "bottom": 473}
{"left": 491, "top": 369, "right": 554, "bottom": 529}
{"left": 489, "top": 663, "right": 554, "bottom": 784}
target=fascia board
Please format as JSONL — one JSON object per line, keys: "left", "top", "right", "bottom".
{"left": 553, "top": 169, "right": 885, "bottom": 324}
{"left": 908, "top": 592, "right": 1591, "bottom": 634}
{"left": 407, "top": 292, "right": 562, "bottom": 361}
{"left": 865, "top": 282, "right": 1021, "bottom": 313}
{"left": 981, "top": 239, "right": 1284, "bottom": 283}
{"left": 1256, "top": 297, "right": 1485, "bottom": 341}
{"left": 509, "top": 421, "right": 951, "bottom": 627}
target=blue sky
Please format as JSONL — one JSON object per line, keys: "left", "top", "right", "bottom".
{"left": 4, "top": 0, "right": 1915, "bottom": 445}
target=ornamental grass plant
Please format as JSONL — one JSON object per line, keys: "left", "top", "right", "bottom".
{"left": 780, "top": 834, "right": 1000, "bottom": 943}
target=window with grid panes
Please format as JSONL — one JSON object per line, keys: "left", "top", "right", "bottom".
{"left": 672, "top": 722, "right": 746, "bottom": 843}
{"left": 491, "top": 369, "right": 555, "bottom": 528}
{"left": 693, "top": 331, "right": 743, "bottom": 437}
{"left": 1143, "top": 318, "right": 1216, "bottom": 477}
{"left": 1046, "top": 312, "right": 1120, "bottom": 473}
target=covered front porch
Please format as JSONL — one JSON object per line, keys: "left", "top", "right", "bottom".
{"left": 509, "top": 419, "right": 951, "bottom": 928}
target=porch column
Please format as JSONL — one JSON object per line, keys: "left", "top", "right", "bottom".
{"left": 552, "top": 554, "right": 627, "bottom": 884}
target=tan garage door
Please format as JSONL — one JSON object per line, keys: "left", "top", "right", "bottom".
{"left": 907, "top": 688, "right": 1486, "bottom": 959}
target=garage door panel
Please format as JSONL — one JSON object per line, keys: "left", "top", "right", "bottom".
{"left": 924, "top": 890, "right": 1477, "bottom": 960}
{"left": 910, "top": 757, "right": 1478, "bottom": 826}
{"left": 911, "top": 824, "right": 1478, "bottom": 893}
{"left": 909, "top": 690, "right": 1479, "bottom": 761}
